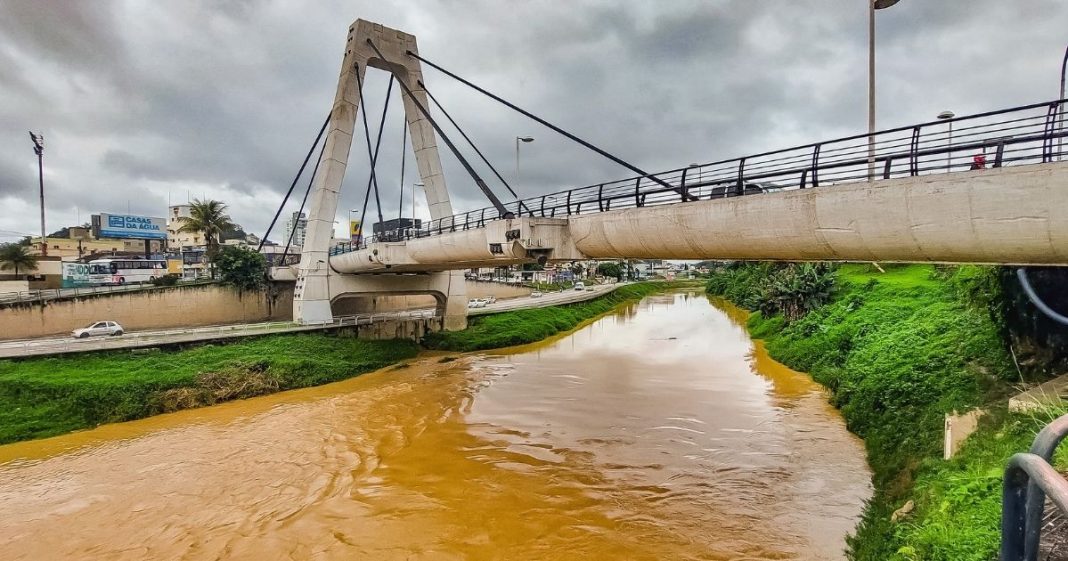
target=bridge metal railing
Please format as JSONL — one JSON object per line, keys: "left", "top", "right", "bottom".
{"left": 1002, "top": 414, "right": 1068, "bottom": 561}
{"left": 335, "top": 98, "right": 1067, "bottom": 255}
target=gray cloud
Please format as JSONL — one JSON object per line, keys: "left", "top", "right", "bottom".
{"left": 0, "top": 0, "right": 1065, "bottom": 242}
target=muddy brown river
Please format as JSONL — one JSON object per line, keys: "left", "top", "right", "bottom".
{"left": 0, "top": 291, "right": 871, "bottom": 560}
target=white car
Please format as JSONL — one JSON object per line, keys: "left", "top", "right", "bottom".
{"left": 574, "top": 281, "right": 585, "bottom": 291}
{"left": 72, "top": 321, "right": 124, "bottom": 339}
{"left": 467, "top": 299, "right": 487, "bottom": 309}
{"left": 530, "top": 290, "right": 543, "bottom": 298}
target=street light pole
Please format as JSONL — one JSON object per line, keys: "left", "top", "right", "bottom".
{"left": 868, "top": 0, "right": 902, "bottom": 181}
{"left": 515, "top": 136, "right": 534, "bottom": 190}
{"left": 1059, "top": 44, "right": 1067, "bottom": 161}
{"left": 28, "top": 131, "right": 46, "bottom": 256}
{"left": 347, "top": 208, "right": 359, "bottom": 242}
{"left": 413, "top": 182, "right": 425, "bottom": 224}
{"left": 938, "top": 110, "right": 955, "bottom": 172}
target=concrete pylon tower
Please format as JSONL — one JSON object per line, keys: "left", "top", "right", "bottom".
{"left": 293, "top": 19, "right": 467, "bottom": 330}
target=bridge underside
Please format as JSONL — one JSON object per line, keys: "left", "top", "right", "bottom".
{"left": 330, "top": 163, "right": 1068, "bottom": 275}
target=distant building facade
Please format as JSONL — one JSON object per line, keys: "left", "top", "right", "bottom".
{"left": 167, "top": 204, "right": 206, "bottom": 250}
{"left": 284, "top": 211, "right": 307, "bottom": 248}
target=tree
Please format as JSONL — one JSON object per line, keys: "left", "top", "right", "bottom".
{"left": 177, "top": 199, "right": 236, "bottom": 278}
{"left": 596, "top": 262, "right": 624, "bottom": 280}
{"left": 570, "top": 263, "right": 585, "bottom": 277}
{"left": 214, "top": 246, "right": 267, "bottom": 291}
{"left": 0, "top": 243, "right": 38, "bottom": 278}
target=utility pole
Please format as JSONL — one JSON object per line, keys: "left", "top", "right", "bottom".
{"left": 29, "top": 131, "right": 46, "bottom": 256}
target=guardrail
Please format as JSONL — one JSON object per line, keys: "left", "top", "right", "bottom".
{"left": 0, "top": 279, "right": 217, "bottom": 305}
{"left": 3, "top": 310, "right": 437, "bottom": 356}
{"left": 333, "top": 98, "right": 1067, "bottom": 256}
{"left": 1002, "top": 414, "right": 1068, "bottom": 561}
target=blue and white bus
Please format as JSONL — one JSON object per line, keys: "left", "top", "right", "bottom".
{"left": 87, "top": 258, "right": 168, "bottom": 285}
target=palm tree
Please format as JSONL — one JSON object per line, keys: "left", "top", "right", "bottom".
{"left": 177, "top": 199, "right": 235, "bottom": 278}
{"left": 0, "top": 243, "right": 39, "bottom": 278}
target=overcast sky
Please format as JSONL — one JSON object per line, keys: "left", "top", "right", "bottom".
{"left": 0, "top": 0, "right": 1065, "bottom": 242}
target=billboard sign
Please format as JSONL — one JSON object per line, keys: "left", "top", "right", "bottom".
{"left": 349, "top": 220, "right": 362, "bottom": 241}
{"left": 61, "top": 262, "right": 92, "bottom": 288}
{"left": 96, "top": 213, "right": 167, "bottom": 240}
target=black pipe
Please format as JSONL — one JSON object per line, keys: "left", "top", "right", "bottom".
{"left": 409, "top": 51, "right": 697, "bottom": 202}
{"left": 366, "top": 39, "right": 510, "bottom": 217}
{"left": 257, "top": 113, "right": 330, "bottom": 251}
{"left": 354, "top": 67, "right": 393, "bottom": 233}
{"left": 419, "top": 79, "right": 520, "bottom": 200}
{"left": 279, "top": 137, "right": 327, "bottom": 266}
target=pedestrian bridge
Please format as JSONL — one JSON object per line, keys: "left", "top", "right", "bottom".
{"left": 272, "top": 19, "right": 1067, "bottom": 330}
{"left": 330, "top": 162, "right": 1068, "bottom": 274}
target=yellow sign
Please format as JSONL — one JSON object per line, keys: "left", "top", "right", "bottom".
{"left": 349, "top": 220, "right": 361, "bottom": 239}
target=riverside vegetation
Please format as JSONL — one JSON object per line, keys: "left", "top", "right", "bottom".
{"left": 0, "top": 281, "right": 688, "bottom": 446}
{"left": 706, "top": 262, "right": 1066, "bottom": 561}
{"left": 0, "top": 335, "right": 418, "bottom": 445}
{"left": 424, "top": 281, "right": 693, "bottom": 352}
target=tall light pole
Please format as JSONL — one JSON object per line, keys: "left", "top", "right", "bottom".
{"left": 868, "top": 0, "right": 902, "bottom": 181}
{"left": 937, "top": 110, "right": 955, "bottom": 173}
{"left": 412, "top": 182, "right": 425, "bottom": 224}
{"left": 347, "top": 208, "right": 359, "bottom": 242}
{"left": 28, "top": 131, "right": 46, "bottom": 255}
{"left": 1059, "top": 44, "right": 1067, "bottom": 161}
{"left": 515, "top": 136, "right": 534, "bottom": 189}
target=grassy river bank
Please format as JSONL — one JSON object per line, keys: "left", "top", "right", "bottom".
{"left": 706, "top": 263, "right": 1066, "bottom": 561}
{"left": 0, "top": 281, "right": 690, "bottom": 446}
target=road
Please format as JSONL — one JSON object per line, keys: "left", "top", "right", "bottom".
{"left": 0, "top": 283, "right": 623, "bottom": 359}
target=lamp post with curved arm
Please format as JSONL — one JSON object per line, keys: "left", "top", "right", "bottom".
{"left": 868, "top": 0, "right": 902, "bottom": 181}
{"left": 515, "top": 136, "right": 534, "bottom": 190}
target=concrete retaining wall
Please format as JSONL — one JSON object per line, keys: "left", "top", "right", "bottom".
{"left": 0, "top": 283, "right": 293, "bottom": 339}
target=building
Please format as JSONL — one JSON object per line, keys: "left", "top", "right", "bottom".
{"left": 167, "top": 204, "right": 204, "bottom": 250}
{"left": 284, "top": 211, "right": 307, "bottom": 248}
{"left": 29, "top": 230, "right": 162, "bottom": 260}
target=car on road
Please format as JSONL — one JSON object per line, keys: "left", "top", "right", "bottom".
{"left": 467, "top": 299, "right": 487, "bottom": 309}
{"left": 72, "top": 321, "right": 124, "bottom": 339}
{"left": 530, "top": 290, "right": 543, "bottom": 298}
{"left": 574, "top": 282, "right": 585, "bottom": 291}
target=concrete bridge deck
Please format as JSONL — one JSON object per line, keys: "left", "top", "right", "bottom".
{"left": 332, "top": 163, "right": 1068, "bottom": 275}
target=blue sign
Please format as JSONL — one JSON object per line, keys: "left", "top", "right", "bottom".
{"left": 98, "top": 213, "right": 167, "bottom": 240}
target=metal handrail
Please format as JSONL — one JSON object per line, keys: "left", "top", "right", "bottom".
{"left": 332, "top": 98, "right": 1067, "bottom": 256}
{"left": 1002, "top": 414, "right": 1068, "bottom": 560}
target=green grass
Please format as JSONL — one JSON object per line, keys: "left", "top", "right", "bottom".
{"left": 0, "top": 281, "right": 691, "bottom": 446}
{"left": 708, "top": 263, "right": 1021, "bottom": 560}
{"left": 0, "top": 334, "right": 418, "bottom": 445}
{"left": 423, "top": 281, "right": 693, "bottom": 352}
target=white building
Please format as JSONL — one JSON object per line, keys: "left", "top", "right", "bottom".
{"left": 284, "top": 211, "right": 307, "bottom": 248}
{"left": 167, "top": 204, "right": 204, "bottom": 250}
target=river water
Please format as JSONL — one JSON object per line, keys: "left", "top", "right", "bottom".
{"left": 0, "top": 291, "right": 871, "bottom": 560}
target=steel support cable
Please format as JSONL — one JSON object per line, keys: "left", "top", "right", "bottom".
{"left": 1017, "top": 268, "right": 1068, "bottom": 326}
{"left": 408, "top": 51, "right": 699, "bottom": 202}
{"left": 418, "top": 79, "right": 531, "bottom": 214}
{"left": 279, "top": 138, "right": 327, "bottom": 266}
{"left": 365, "top": 39, "right": 510, "bottom": 217}
{"left": 257, "top": 113, "right": 331, "bottom": 251}
{"left": 354, "top": 67, "right": 393, "bottom": 234}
